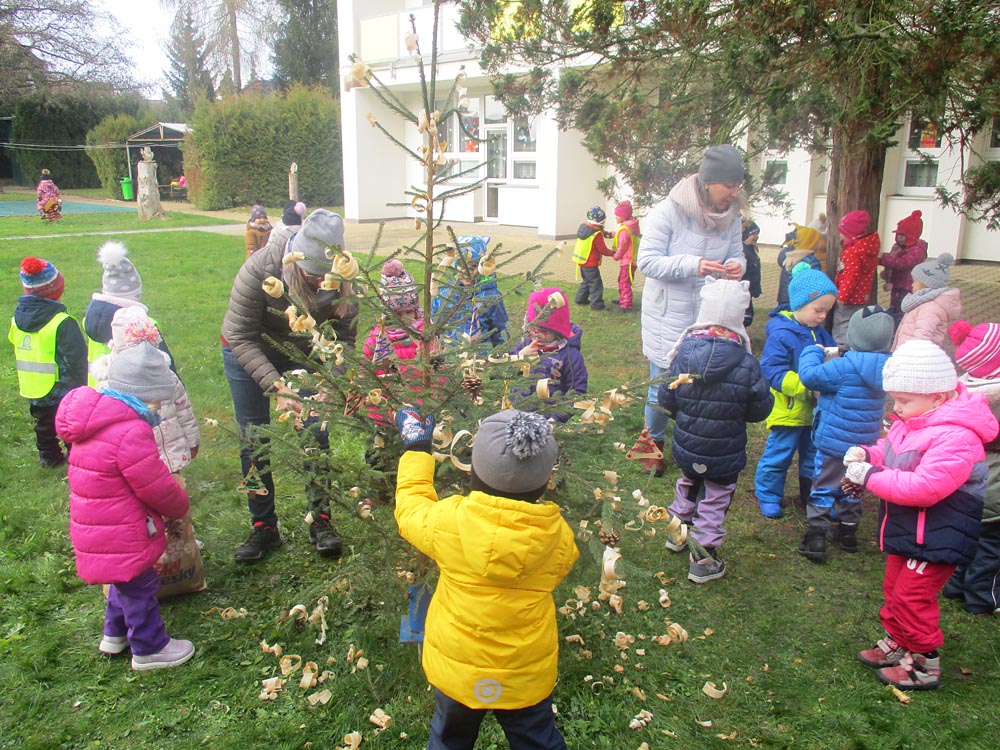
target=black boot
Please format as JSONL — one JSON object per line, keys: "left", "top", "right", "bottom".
{"left": 798, "top": 528, "right": 827, "bottom": 562}
{"left": 234, "top": 523, "right": 282, "bottom": 562}
{"left": 827, "top": 522, "right": 859, "bottom": 553}
{"left": 309, "top": 513, "right": 343, "bottom": 558}
{"left": 796, "top": 476, "right": 813, "bottom": 513}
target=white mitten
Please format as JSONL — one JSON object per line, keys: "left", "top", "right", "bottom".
{"left": 843, "top": 446, "right": 867, "bottom": 466}
{"left": 845, "top": 461, "right": 875, "bottom": 485}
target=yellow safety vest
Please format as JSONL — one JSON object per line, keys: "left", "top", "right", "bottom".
{"left": 613, "top": 225, "right": 640, "bottom": 283}
{"left": 84, "top": 313, "right": 158, "bottom": 387}
{"left": 8, "top": 312, "right": 69, "bottom": 399}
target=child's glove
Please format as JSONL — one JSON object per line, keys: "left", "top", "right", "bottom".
{"left": 844, "top": 461, "right": 878, "bottom": 486}
{"left": 843, "top": 446, "right": 867, "bottom": 465}
{"left": 395, "top": 407, "right": 435, "bottom": 453}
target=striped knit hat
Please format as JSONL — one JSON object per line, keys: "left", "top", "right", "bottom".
{"left": 20, "top": 257, "right": 65, "bottom": 300}
{"left": 951, "top": 320, "right": 1000, "bottom": 379}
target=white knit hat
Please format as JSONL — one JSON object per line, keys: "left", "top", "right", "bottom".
{"left": 882, "top": 339, "right": 957, "bottom": 394}
{"left": 664, "top": 277, "right": 751, "bottom": 366}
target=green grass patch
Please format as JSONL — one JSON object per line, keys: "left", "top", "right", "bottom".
{"left": 1, "top": 232, "right": 998, "bottom": 749}
{"left": 0, "top": 211, "right": 238, "bottom": 239}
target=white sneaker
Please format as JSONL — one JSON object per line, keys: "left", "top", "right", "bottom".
{"left": 131, "top": 638, "right": 195, "bottom": 671}
{"left": 99, "top": 635, "right": 129, "bottom": 655}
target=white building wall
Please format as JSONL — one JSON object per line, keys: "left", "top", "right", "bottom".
{"left": 338, "top": 0, "right": 610, "bottom": 237}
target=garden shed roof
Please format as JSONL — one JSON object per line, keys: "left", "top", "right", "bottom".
{"left": 126, "top": 122, "right": 189, "bottom": 144}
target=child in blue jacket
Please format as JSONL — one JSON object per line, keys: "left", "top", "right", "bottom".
{"left": 798, "top": 305, "right": 895, "bottom": 560}
{"left": 658, "top": 278, "right": 773, "bottom": 583}
{"left": 754, "top": 263, "right": 837, "bottom": 518}
{"left": 431, "top": 235, "right": 508, "bottom": 349}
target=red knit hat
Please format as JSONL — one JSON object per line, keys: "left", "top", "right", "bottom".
{"left": 524, "top": 288, "right": 572, "bottom": 339}
{"left": 950, "top": 320, "right": 1000, "bottom": 379}
{"left": 838, "top": 210, "right": 870, "bottom": 240}
{"left": 894, "top": 210, "right": 923, "bottom": 245}
{"left": 19, "top": 257, "right": 65, "bottom": 300}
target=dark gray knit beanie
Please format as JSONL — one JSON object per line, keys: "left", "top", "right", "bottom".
{"left": 698, "top": 145, "right": 745, "bottom": 185}
{"left": 847, "top": 305, "right": 895, "bottom": 353}
{"left": 470, "top": 410, "right": 558, "bottom": 495}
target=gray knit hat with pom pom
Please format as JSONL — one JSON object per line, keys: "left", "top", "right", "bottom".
{"left": 471, "top": 410, "right": 558, "bottom": 495}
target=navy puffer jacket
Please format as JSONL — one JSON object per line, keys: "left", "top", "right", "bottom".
{"left": 798, "top": 346, "right": 889, "bottom": 459}
{"left": 658, "top": 334, "right": 773, "bottom": 480}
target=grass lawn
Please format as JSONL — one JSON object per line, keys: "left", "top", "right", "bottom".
{"left": 1, "top": 228, "right": 999, "bottom": 749}
{"left": 0, "top": 211, "right": 237, "bottom": 239}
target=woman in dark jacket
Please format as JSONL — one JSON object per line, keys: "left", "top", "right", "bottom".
{"left": 221, "top": 208, "right": 358, "bottom": 563}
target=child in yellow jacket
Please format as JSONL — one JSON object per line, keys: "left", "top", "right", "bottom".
{"left": 394, "top": 408, "right": 579, "bottom": 749}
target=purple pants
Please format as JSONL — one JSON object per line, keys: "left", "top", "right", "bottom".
{"left": 104, "top": 567, "right": 169, "bottom": 656}
{"left": 669, "top": 474, "right": 737, "bottom": 549}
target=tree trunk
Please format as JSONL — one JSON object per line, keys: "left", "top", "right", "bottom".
{"left": 288, "top": 163, "right": 299, "bottom": 201}
{"left": 137, "top": 161, "right": 165, "bottom": 221}
{"left": 227, "top": 0, "right": 242, "bottom": 92}
{"left": 825, "top": 123, "right": 886, "bottom": 305}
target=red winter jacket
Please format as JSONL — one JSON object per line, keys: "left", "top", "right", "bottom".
{"left": 55, "top": 387, "right": 189, "bottom": 584}
{"left": 835, "top": 232, "right": 881, "bottom": 305}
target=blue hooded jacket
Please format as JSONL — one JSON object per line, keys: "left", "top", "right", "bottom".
{"left": 798, "top": 345, "right": 889, "bottom": 459}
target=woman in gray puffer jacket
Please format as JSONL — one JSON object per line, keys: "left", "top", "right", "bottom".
{"left": 634, "top": 145, "right": 747, "bottom": 477}
{"left": 221, "top": 208, "right": 358, "bottom": 564}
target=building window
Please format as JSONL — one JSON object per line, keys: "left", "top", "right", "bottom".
{"left": 762, "top": 160, "right": 788, "bottom": 186}
{"left": 907, "top": 117, "right": 942, "bottom": 150}
{"left": 902, "top": 117, "right": 943, "bottom": 192}
{"left": 989, "top": 116, "right": 1000, "bottom": 150}
{"left": 484, "top": 95, "right": 507, "bottom": 125}
{"left": 903, "top": 160, "right": 939, "bottom": 188}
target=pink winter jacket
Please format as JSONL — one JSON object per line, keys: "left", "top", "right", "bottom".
{"left": 55, "top": 387, "right": 189, "bottom": 585}
{"left": 865, "top": 383, "right": 998, "bottom": 508}
{"left": 891, "top": 287, "right": 962, "bottom": 351}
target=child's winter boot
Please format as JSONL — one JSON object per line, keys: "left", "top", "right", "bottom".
{"left": 827, "top": 522, "right": 859, "bottom": 553}
{"left": 132, "top": 638, "right": 195, "bottom": 671}
{"left": 98, "top": 635, "right": 129, "bottom": 655}
{"left": 797, "top": 528, "right": 827, "bottom": 562}
{"left": 876, "top": 651, "right": 941, "bottom": 691}
{"left": 857, "top": 635, "right": 905, "bottom": 668}
{"left": 688, "top": 549, "right": 725, "bottom": 584}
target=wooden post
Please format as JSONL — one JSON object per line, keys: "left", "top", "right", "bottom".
{"left": 288, "top": 162, "right": 299, "bottom": 201}
{"left": 137, "top": 155, "right": 165, "bottom": 221}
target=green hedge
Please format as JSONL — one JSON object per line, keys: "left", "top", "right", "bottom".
{"left": 11, "top": 90, "right": 143, "bottom": 188}
{"left": 186, "top": 85, "right": 342, "bottom": 210}
{"left": 85, "top": 114, "right": 146, "bottom": 200}
{"left": 85, "top": 114, "right": 186, "bottom": 200}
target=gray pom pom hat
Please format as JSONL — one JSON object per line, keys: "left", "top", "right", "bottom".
{"left": 471, "top": 410, "right": 558, "bottom": 495}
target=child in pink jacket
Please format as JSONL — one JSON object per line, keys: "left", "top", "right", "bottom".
{"left": 891, "top": 253, "right": 961, "bottom": 352}
{"left": 844, "top": 340, "right": 999, "bottom": 690}
{"left": 611, "top": 201, "right": 640, "bottom": 312}
{"left": 56, "top": 342, "right": 194, "bottom": 671}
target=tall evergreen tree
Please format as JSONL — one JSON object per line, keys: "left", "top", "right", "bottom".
{"left": 272, "top": 0, "right": 338, "bottom": 94}
{"left": 458, "top": 0, "right": 1000, "bottom": 267}
{"left": 164, "top": 10, "right": 216, "bottom": 116}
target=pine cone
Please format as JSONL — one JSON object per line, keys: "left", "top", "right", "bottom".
{"left": 841, "top": 476, "right": 865, "bottom": 500}
{"left": 598, "top": 529, "right": 620, "bottom": 547}
{"left": 461, "top": 374, "right": 484, "bottom": 402}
